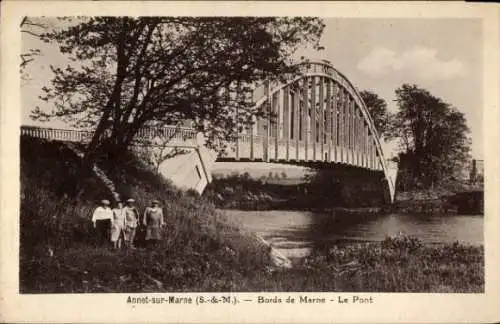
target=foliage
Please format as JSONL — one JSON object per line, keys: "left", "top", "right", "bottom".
{"left": 206, "top": 169, "right": 385, "bottom": 210}
{"left": 359, "top": 90, "right": 390, "bottom": 138}
{"left": 33, "top": 17, "right": 325, "bottom": 162}
{"left": 387, "top": 84, "right": 471, "bottom": 189}
{"left": 20, "top": 136, "right": 112, "bottom": 256}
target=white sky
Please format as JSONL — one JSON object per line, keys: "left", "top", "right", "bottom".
{"left": 296, "top": 18, "right": 483, "bottom": 159}
{"left": 21, "top": 17, "right": 483, "bottom": 159}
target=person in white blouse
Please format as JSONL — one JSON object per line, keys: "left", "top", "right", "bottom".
{"left": 91, "top": 199, "right": 113, "bottom": 246}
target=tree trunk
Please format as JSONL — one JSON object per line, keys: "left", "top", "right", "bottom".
{"left": 82, "top": 24, "right": 129, "bottom": 171}
{"left": 82, "top": 111, "right": 111, "bottom": 169}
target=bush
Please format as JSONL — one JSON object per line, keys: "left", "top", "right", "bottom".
{"left": 296, "top": 235, "right": 484, "bottom": 292}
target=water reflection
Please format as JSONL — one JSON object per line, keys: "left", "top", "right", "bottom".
{"left": 224, "top": 209, "right": 483, "bottom": 259}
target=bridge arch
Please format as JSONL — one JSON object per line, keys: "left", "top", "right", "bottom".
{"left": 225, "top": 60, "right": 395, "bottom": 202}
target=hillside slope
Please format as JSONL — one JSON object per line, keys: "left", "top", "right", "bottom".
{"left": 20, "top": 136, "right": 271, "bottom": 293}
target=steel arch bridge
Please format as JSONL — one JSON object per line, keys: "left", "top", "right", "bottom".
{"left": 223, "top": 60, "right": 395, "bottom": 202}
{"left": 20, "top": 60, "right": 396, "bottom": 203}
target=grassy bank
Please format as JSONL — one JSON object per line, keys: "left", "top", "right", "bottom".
{"left": 21, "top": 236, "right": 484, "bottom": 293}
{"left": 20, "top": 136, "right": 271, "bottom": 293}
{"left": 285, "top": 236, "right": 483, "bottom": 292}
{"left": 20, "top": 136, "right": 483, "bottom": 293}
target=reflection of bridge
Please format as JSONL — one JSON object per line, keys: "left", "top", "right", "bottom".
{"left": 21, "top": 60, "right": 395, "bottom": 203}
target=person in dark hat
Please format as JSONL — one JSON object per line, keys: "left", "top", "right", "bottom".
{"left": 91, "top": 199, "right": 113, "bottom": 246}
{"left": 143, "top": 199, "right": 164, "bottom": 247}
{"left": 123, "top": 198, "right": 139, "bottom": 249}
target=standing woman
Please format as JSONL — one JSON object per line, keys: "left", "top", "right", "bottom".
{"left": 143, "top": 200, "right": 164, "bottom": 247}
{"left": 111, "top": 201, "right": 125, "bottom": 249}
{"left": 91, "top": 199, "right": 113, "bottom": 246}
{"left": 123, "top": 199, "right": 139, "bottom": 249}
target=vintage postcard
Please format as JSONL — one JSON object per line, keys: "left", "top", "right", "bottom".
{"left": 1, "top": 1, "right": 499, "bottom": 323}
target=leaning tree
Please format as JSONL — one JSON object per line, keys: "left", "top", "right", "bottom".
{"left": 33, "top": 17, "right": 325, "bottom": 167}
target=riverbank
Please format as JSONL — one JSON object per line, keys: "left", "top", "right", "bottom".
{"left": 275, "top": 236, "right": 483, "bottom": 293}
{"left": 23, "top": 235, "right": 484, "bottom": 293}
{"left": 20, "top": 136, "right": 483, "bottom": 293}
{"left": 391, "top": 189, "right": 484, "bottom": 215}
{"left": 205, "top": 173, "right": 483, "bottom": 214}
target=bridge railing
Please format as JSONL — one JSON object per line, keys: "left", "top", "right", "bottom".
{"left": 238, "top": 134, "right": 252, "bottom": 143}
{"left": 21, "top": 125, "right": 93, "bottom": 142}
{"left": 21, "top": 125, "right": 198, "bottom": 147}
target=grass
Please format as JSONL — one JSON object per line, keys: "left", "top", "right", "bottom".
{"left": 20, "top": 136, "right": 484, "bottom": 293}
{"left": 285, "top": 236, "right": 484, "bottom": 292}
{"left": 21, "top": 235, "right": 484, "bottom": 293}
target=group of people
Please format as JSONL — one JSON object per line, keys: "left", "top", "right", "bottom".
{"left": 91, "top": 198, "right": 165, "bottom": 249}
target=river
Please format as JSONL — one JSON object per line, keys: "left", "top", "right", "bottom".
{"left": 223, "top": 210, "right": 483, "bottom": 259}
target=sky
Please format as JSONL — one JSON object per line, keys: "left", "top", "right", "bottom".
{"left": 296, "top": 18, "right": 483, "bottom": 159}
{"left": 22, "top": 17, "right": 484, "bottom": 159}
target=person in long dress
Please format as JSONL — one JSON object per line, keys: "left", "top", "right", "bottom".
{"left": 91, "top": 199, "right": 113, "bottom": 246}
{"left": 123, "top": 198, "right": 139, "bottom": 249}
{"left": 143, "top": 200, "right": 164, "bottom": 246}
{"left": 111, "top": 201, "right": 125, "bottom": 249}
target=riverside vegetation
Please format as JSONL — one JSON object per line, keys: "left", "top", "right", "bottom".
{"left": 205, "top": 169, "right": 386, "bottom": 212}
{"left": 20, "top": 136, "right": 483, "bottom": 293}
{"left": 204, "top": 172, "right": 483, "bottom": 215}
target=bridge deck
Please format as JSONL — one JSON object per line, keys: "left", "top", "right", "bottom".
{"left": 21, "top": 124, "right": 385, "bottom": 171}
